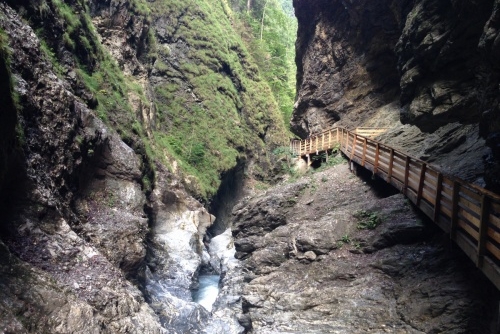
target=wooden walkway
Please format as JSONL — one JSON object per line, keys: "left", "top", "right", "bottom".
{"left": 290, "top": 127, "right": 500, "bottom": 290}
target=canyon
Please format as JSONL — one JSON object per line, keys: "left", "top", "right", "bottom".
{"left": 0, "top": 0, "right": 500, "bottom": 333}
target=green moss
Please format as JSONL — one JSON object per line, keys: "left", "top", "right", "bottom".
{"left": 0, "top": 28, "right": 20, "bottom": 189}
{"left": 38, "top": 39, "right": 64, "bottom": 76}
{"left": 146, "top": 0, "right": 289, "bottom": 198}
{"left": 10, "top": 0, "right": 290, "bottom": 200}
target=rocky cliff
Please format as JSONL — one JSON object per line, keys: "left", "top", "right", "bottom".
{"left": 230, "top": 160, "right": 498, "bottom": 333}
{"left": 0, "top": 0, "right": 288, "bottom": 332}
{"left": 292, "top": 0, "right": 500, "bottom": 189}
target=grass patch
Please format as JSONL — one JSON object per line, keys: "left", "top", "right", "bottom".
{"left": 354, "top": 210, "right": 382, "bottom": 230}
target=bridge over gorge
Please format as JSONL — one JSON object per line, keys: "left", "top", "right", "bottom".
{"left": 290, "top": 127, "right": 500, "bottom": 290}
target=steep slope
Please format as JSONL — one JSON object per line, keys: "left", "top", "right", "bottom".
{"left": 229, "top": 161, "right": 497, "bottom": 333}
{"left": 292, "top": 0, "right": 500, "bottom": 190}
{"left": 148, "top": 0, "right": 289, "bottom": 199}
{"left": 0, "top": 0, "right": 290, "bottom": 332}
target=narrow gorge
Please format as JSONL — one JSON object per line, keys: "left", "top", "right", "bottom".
{"left": 1, "top": 0, "right": 500, "bottom": 333}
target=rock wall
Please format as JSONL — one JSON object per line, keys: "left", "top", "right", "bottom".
{"left": 292, "top": 0, "right": 500, "bottom": 189}
{"left": 231, "top": 162, "right": 498, "bottom": 333}
{"left": 0, "top": 4, "right": 163, "bottom": 331}
{"left": 0, "top": 0, "right": 263, "bottom": 332}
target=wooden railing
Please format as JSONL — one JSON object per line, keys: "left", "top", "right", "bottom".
{"left": 291, "top": 127, "right": 500, "bottom": 290}
{"left": 354, "top": 127, "right": 389, "bottom": 138}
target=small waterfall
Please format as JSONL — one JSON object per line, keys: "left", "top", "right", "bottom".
{"left": 192, "top": 274, "right": 220, "bottom": 312}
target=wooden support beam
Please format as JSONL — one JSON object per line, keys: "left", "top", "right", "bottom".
{"left": 403, "top": 156, "right": 410, "bottom": 195}
{"left": 433, "top": 172, "right": 443, "bottom": 222}
{"left": 451, "top": 181, "right": 460, "bottom": 239}
{"left": 416, "top": 163, "right": 427, "bottom": 206}
{"left": 387, "top": 149, "right": 394, "bottom": 183}
{"left": 374, "top": 143, "right": 380, "bottom": 175}
{"left": 478, "top": 194, "right": 491, "bottom": 268}
{"left": 350, "top": 134, "right": 357, "bottom": 161}
{"left": 342, "top": 129, "right": 346, "bottom": 151}
{"left": 361, "top": 138, "right": 367, "bottom": 166}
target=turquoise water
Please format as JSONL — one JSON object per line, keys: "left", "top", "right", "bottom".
{"left": 192, "top": 275, "right": 220, "bottom": 312}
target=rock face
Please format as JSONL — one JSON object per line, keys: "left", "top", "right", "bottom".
{"left": 292, "top": 0, "right": 500, "bottom": 189}
{"left": 0, "top": 4, "right": 164, "bottom": 332}
{"left": 0, "top": 0, "right": 291, "bottom": 331}
{"left": 231, "top": 161, "right": 497, "bottom": 333}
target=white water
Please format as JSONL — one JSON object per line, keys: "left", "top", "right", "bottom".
{"left": 192, "top": 275, "right": 220, "bottom": 312}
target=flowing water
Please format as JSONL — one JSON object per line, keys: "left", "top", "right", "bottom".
{"left": 192, "top": 275, "right": 220, "bottom": 312}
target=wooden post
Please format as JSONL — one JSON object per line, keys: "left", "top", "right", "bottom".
{"left": 342, "top": 129, "right": 349, "bottom": 150}
{"left": 477, "top": 194, "right": 490, "bottom": 268}
{"left": 433, "top": 172, "right": 443, "bottom": 222}
{"left": 403, "top": 156, "right": 410, "bottom": 195}
{"left": 387, "top": 149, "right": 394, "bottom": 183}
{"left": 345, "top": 129, "right": 348, "bottom": 151}
{"left": 374, "top": 143, "right": 380, "bottom": 175}
{"left": 450, "top": 181, "right": 460, "bottom": 240}
{"left": 416, "top": 163, "right": 427, "bottom": 206}
{"left": 350, "top": 134, "right": 357, "bottom": 160}
{"left": 322, "top": 133, "right": 325, "bottom": 151}
{"left": 307, "top": 154, "right": 311, "bottom": 166}
{"left": 361, "top": 138, "right": 367, "bottom": 166}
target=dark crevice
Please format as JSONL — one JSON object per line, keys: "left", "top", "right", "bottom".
{"left": 208, "top": 159, "right": 246, "bottom": 237}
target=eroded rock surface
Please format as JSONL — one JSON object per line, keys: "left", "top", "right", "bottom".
{"left": 0, "top": 4, "right": 164, "bottom": 332}
{"left": 292, "top": 0, "right": 500, "bottom": 189}
{"left": 231, "top": 162, "right": 497, "bottom": 333}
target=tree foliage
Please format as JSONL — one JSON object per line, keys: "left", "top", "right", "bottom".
{"left": 230, "top": 0, "right": 297, "bottom": 127}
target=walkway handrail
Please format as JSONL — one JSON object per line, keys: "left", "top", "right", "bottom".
{"left": 354, "top": 127, "right": 389, "bottom": 138}
{"left": 291, "top": 127, "right": 500, "bottom": 289}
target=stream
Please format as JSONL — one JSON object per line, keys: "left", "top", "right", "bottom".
{"left": 192, "top": 275, "right": 220, "bottom": 312}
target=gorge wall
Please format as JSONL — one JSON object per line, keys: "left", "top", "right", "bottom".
{"left": 292, "top": 0, "right": 500, "bottom": 190}
{"left": 0, "top": 0, "right": 288, "bottom": 332}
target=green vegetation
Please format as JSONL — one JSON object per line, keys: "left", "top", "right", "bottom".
{"left": 12, "top": 0, "right": 292, "bottom": 200}
{"left": 341, "top": 234, "right": 351, "bottom": 244}
{"left": 24, "top": 0, "right": 157, "bottom": 193}
{"left": 0, "top": 28, "right": 20, "bottom": 189}
{"left": 273, "top": 146, "right": 296, "bottom": 174}
{"left": 148, "top": 0, "right": 288, "bottom": 198}
{"left": 354, "top": 210, "right": 382, "bottom": 230}
{"left": 308, "top": 180, "right": 318, "bottom": 193}
{"left": 230, "top": 0, "right": 297, "bottom": 125}
{"left": 313, "top": 150, "right": 345, "bottom": 172}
